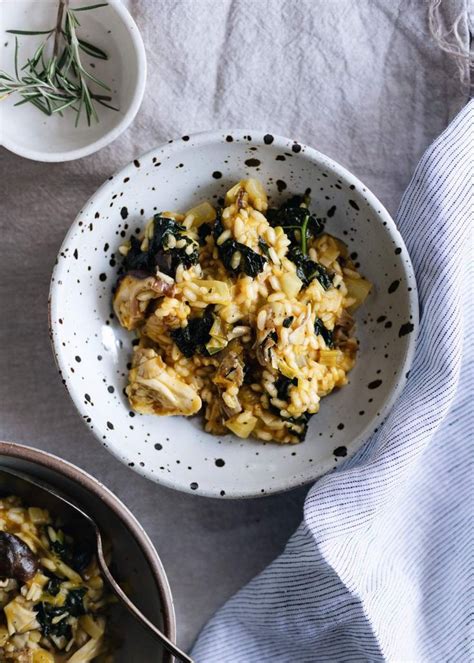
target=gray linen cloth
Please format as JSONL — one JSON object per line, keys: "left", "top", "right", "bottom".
{"left": 0, "top": 0, "right": 470, "bottom": 650}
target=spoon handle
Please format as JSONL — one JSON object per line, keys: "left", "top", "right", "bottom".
{"left": 95, "top": 530, "right": 194, "bottom": 663}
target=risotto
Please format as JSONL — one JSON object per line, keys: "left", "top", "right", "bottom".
{"left": 113, "top": 178, "right": 372, "bottom": 444}
{"left": 0, "top": 496, "right": 113, "bottom": 662}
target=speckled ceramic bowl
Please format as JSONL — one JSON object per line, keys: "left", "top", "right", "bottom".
{"left": 49, "top": 130, "right": 418, "bottom": 498}
{"left": 0, "top": 440, "right": 176, "bottom": 662}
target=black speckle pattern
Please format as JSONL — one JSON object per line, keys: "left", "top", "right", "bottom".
{"left": 368, "top": 380, "right": 383, "bottom": 390}
{"left": 399, "top": 322, "right": 414, "bottom": 337}
{"left": 388, "top": 279, "right": 400, "bottom": 293}
{"left": 245, "top": 158, "right": 261, "bottom": 167}
{"left": 51, "top": 129, "right": 418, "bottom": 499}
{"left": 334, "top": 446, "right": 347, "bottom": 457}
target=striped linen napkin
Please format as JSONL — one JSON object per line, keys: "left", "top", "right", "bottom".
{"left": 192, "top": 101, "right": 473, "bottom": 662}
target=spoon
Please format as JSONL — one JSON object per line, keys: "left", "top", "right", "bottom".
{"left": 0, "top": 467, "right": 193, "bottom": 663}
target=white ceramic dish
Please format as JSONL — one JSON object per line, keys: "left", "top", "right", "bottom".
{"left": 0, "top": 440, "right": 176, "bottom": 663}
{"left": 0, "top": 0, "right": 146, "bottom": 162}
{"left": 49, "top": 130, "right": 418, "bottom": 498}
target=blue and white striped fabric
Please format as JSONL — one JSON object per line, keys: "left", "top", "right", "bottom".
{"left": 192, "top": 101, "right": 473, "bottom": 662}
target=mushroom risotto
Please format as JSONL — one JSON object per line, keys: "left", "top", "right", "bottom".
{"left": 0, "top": 496, "right": 113, "bottom": 662}
{"left": 114, "top": 178, "right": 372, "bottom": 444}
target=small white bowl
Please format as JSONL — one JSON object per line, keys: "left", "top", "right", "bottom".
{"left": 49, "top": 130, "right": 418, "bottom": 498}
{"left": 0, "top": 0, "right": 146, "bottom": 162}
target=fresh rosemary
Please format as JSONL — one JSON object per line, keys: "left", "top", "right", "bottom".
{"left": 0, "top": 1, "right": 118, "bottom": 126}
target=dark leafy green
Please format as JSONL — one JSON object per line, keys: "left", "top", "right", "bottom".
{"left": 171, "top": 307, "right": 214, "bottom": 358}
{"left": 282, "top": 316, "right": 294, "bottom": 328}
{"left": 123, "top": 215, "right": 198, "bottom": 277}
{"left": 314, "top": 318, "right": 334, "bottom": 347}
{"left": 267, "top": 194, "right": 324, "bottom": 254}
{"left": 288, "top": 247, "right": 333, "bottom": 289}
{"left": 65, "top": 588, "right": 87, "bottom": 617}
{"left": 214, "top": 212, "right": 266, "bottom": 277}
{"left": 275, "top": 375, "right": 298, "bottom": 401}
{"left": 286, "top": 412, "right": 313, "bottom": 441}
{"left": 258, "top": 237, "right": 270, "bottom": 256}
{"left": 35, "top": 602, "right": 72, "bottom": 638}
{"left": 45, "top": 577, "right": 62, "bottom": 596}
{"left": 48, "top": 528, "right": 93, "bottom": 572}
{"left": 198, "top": 222, "right": 213, "bottom": 245}
{"left": 35, "top": 588, "right": 86, "bottom": 639}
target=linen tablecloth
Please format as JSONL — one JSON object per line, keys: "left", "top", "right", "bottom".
{"left": 0, "top": 0, "right": 471, "bottom": 650}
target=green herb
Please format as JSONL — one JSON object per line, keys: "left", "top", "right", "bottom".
{"left": 123, "top": 215, "right": 199, "bottom": 277}
{"left": 267, "top": 194, "right": 324, "bottom": 255}
{"left": 214, "top": 212, "right": 267, "bottom": 278}
{"left": 0, "top": 0, "right": 117, "bottom": 126}
{"left": 171, "top": 308, "right": 214, "bottom": 358}
{"left": 314, "top": 318, "right": 334, "bottom": 347}
{"left": 288, "top": 247, "right": 333, "bottom": 290}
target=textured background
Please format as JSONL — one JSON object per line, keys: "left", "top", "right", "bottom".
{"left": 0, "top": 0, "right": 469, "bottom": 651}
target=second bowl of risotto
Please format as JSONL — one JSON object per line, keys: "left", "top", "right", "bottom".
{"left": 49, "top": 130, "right": 418, "bottom": 498}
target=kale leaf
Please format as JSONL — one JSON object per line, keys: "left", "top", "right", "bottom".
{"left": 288, "top": 247, "right": 333, "bottom": 290}
{"left": 171, "top": 307, "right": 214, "bottom": 358}
{"left": 45, "top": 577, "right": 62, "bottom": 596}
{"left": 198, "top": 222, "right": 213, "bottom": 245}
{"left": 35, "top": 588, "right": 86, "bottom": 639}
{"left": 48, "top": 528, "right": 93, "bottom": 573}
{"left": 214, "top": 211, "right": 266, "bottom": 278}
{"left": 286, "top": 412, "right": 313, "bottom": 442}
{"left": 267, "top": 194, "right": 324, "bottom": 254}
{"left": 282, "top": 316, "right": 294, "bottom": 328}
{"left": 123, "top": 215, "right": 199, "bottom": 277}
{"left": 314, "top": 318, "right": 334, "bottom": 347}
{"left": 275, "top": 375, "right": 298, "bottom": 401}
{"left": 65, "top": 588, "right": 87, "bottom": 617}
{"left": 35, "top": 603, "right": 72, "bottom": 638}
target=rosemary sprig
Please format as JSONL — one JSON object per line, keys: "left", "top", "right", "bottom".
{"left": 0, "top": 0, "right": 117, "bottom": 126}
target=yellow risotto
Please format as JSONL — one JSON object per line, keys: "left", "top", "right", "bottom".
{"left": 113, "top": 178, "right": 371, "bottom": 444}
{"left": 0, "top": 496, "right": 113, "bottom": 662}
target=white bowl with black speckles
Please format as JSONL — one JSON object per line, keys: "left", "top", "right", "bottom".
{"left": 0, "top": 0, "right": 146, "bottom": 162}
{"left": 49, "top": 130, "right": 418, "bottom": 498}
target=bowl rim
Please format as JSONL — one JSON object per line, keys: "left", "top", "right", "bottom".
{"left": 0, "top": 0, "right": 147, "bottom": 163}
{"left": 0, "top": 439, "right": 177, "bottom": 660}
{"left": 49, "top": 128, "right": 419, "bottom": 498}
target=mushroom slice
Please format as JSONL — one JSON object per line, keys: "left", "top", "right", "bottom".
{"left": 213, "top": 341, "right": 245, "bottom": 417}
{"left": 113, "top": 273, "right": 175, "bottom": 330}
{"left": 333, "top": 310, "right": 357, "bottom": 353}
{"left": 127, "top": 348, "right": 201, "bottom": 416}
{"left": 0, "top": 532, "right": 39, "bottom": 583}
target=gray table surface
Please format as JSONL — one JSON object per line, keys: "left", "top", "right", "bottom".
{"left": 0, "top": 0, "right": 469, "bottom": 651}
